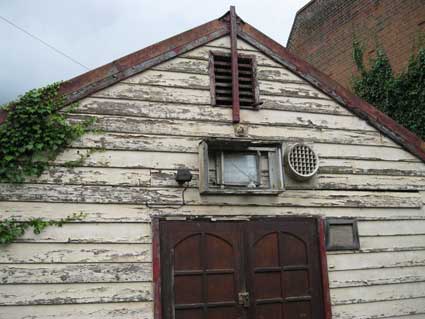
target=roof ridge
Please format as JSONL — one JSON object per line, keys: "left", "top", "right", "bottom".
{"left": 2, "top": 8, "right": 424, "bottom": 162}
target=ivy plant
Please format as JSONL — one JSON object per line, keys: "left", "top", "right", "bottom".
{"left": 352, "top": 42, "right": 425, "bottom": 139}
{"left": 0, "top": 212, "right": 86, "bottom": 245}
{"left": 0, "top": 82, "right": 93, "bottom": 183}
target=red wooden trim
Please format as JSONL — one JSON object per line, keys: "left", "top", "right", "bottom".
{"left": 229, "top": 6, "right": 240, "bottom": 123}
{"left": 238, "top": 23, "right": 425, "bottom": 162}
{"left": 3, "top": 8, "right": 424, "bottom": 164}
{"left": 318, "top": 217, "right": 332, "bottom": 319}
{"left": 152, "top": 218, "right": 162, "bottom": 319}
{"left": 0, "top": 17, "right": 229, "bottom": 124}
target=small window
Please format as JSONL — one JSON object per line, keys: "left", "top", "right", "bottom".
{"left": 325, "top": 218, "right": 360, "bottom": 251}
{"left": 209, "top": 52, "right": 259, "bottom": 108}
{"left": 199, "top": 140, "right": 284, "bottom": 194}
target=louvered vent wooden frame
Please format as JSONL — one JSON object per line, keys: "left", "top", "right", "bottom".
{"left": 209, "top": 51, "right": 260, "bottom": 108}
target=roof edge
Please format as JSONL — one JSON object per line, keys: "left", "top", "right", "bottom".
{"left": 1, "top": 8, "right": 424, "bottom": 163}
{"left": 239, "top": 22, "right": 425, "bottom": 162}
{"left": 0, "top": 13, "right": 230, "bottom": 122}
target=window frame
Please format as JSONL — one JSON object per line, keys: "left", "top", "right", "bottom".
{"left": 208, "top": 51, "right": 260, "bottom": 109}
{"left": 325, "top": 218, "right": 360, "bottom": 251}
{"left": 199, "top": 139, "right": 284, "bottom": 195}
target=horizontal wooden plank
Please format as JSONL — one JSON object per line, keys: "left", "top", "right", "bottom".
{"left": 331, "top": 281, "right": 425, "bottom": 305}
{"left": 152, "top": 57, "right": 310, "bottom": 87}
{"left": 69, "top": 113, "right": 394, "bottom": 147}
{"left": 71, "top": 133, "right": 423, "bottom": 173}
{"left": 152, "top": 168, "right": 425, "bottom": 191}
{"left": 2, "top": 202, "right": 425, "bottom": 223}
{"left": 184, "top": 189, "right": 422, "bottom": 208}
{"left": 207, "top": 37, "right": 259, "bottom": 51}
{"left": 0, "top": 282, "right": 152, "bottom": 305}
{"left": 0, "top": 184, "right": 182, "bottom": 204}
{"left": 327, "top": 250, "right": 425, "bottom": 271}
{"left": 359, "top": 220, "right": 425, "bottom": 236}
{"left": 182, "top": 44, "right": 282, "bottom": 67}
{"left": 310, "top": 174, "right": 425, "bottom": 190}
{"left": 332, "top": 297, "right": 425, "bottom": 319}
{"left": 93, "top": 82, "right": 209, "bottom": 104}
{"left": 0, "top": 263, "right": 151, "bottom": 284}
{"left": 0, "top": 183, "right": 421, "bottom": 207}
{"left": 56, "top": 148, "right": 423, "bottom": 176}
{"left": 72, "top": 132, "right": 201, "bottom": 153}
{"left": 0, "top": 302, "right": 153, "bottom": 319}
{"left": 0, "top": 243, "right": 151, "bottom": 264}
{"left": 46, "top": 153, "right": 424, "bottom": 190}
{"left": 55, "top": 149, "right": 198, "bottom": 169}
{"left": 30, "top": 166, "right": 151, "bottom": 186}
{"left": 74, "top": 97, "right": 375, "bottom": 132}
{"left": 122, "top": 69, "right": 330, "bottom": 100}
{"left": 316, "top": 143, "right": 419, "bottom": 162}
{"left": 12, "top": 223, "right": 151, "bottom": 243}
{"left": 321, "top": 158, "right": 425, "bottom": 177}
{"left": 360, "top": 235, "right": 425, "bottom": 251}
{"left": 329, "top": 266, "right": 425, "bottom": 288}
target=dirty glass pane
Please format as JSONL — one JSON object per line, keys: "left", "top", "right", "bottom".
{"left": 223, "top": 153, "right": 258, "bottom": 186}
{"left": 328, "top": 225, "right": 354, "bottom": 247}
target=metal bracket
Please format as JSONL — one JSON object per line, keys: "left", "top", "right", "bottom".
{"left": 238, "top": 291, "right": 250, "bottom": 307}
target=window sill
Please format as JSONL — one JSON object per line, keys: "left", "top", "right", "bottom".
{"left": 200, "top": 189, "right": 283, "bottom": 196}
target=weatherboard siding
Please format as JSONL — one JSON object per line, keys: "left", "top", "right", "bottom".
{"left": 0, "top": 36, "right": 425, "bottom": 319}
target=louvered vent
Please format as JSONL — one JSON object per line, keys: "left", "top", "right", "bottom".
{"left": 212, "top": 54, "right": 257, "bottom": 107}
{"left": 285, "top": 143, "right": 319, "bottom": 181}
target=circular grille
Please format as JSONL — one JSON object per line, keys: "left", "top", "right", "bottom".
{"left": 286, "top": 143, "right": 319, "bottom": 180}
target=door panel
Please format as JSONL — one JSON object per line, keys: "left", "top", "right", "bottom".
{"left": 246, "top": 219, "right": 324, "bottom": 319}
{"left": 160, "top": 218, "right": 324, "bottom": 319}
{"left": 160, "top": 221, "right": 244, "bottom": 319}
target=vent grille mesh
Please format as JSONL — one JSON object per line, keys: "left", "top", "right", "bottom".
{"left": 213, "top": 54, "right": 255, "bottom": 107}
{"left": 288, "top": 144, "right": 318, "bottom": 177}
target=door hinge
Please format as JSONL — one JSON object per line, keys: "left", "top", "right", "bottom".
{"left": 238, "top": 291, "right": 250, "bottom": 307}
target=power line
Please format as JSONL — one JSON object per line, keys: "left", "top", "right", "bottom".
{"left": 0, "top": 15, "right": 90, "bottom": 70}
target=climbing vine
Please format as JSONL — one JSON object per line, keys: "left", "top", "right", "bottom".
{"left": 352, "top": 42, "right": 425, "bottom": 139}
{"left": 0, "top": 82, "right": 93, "bottom": 183}
{"left": 0, "top": 212, "right": 86, "bottom": 245}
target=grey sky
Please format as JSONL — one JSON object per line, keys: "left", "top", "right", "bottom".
{"left": 0, "top": 0, "right": 309, "bottom": 104}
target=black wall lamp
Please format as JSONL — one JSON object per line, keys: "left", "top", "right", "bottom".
{"left": 175, "top": 168, "right": 193, "bottom": 185}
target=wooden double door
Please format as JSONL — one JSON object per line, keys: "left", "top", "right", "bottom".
{"left": 160, "top": 218, "right": 325, "bottom": 319}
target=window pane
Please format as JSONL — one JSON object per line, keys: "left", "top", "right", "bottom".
{"left": 328, "top": 225, "right": 354, "bottom": 248}
{"left": 223, "top": 153, "right": 258, "bottom": 186}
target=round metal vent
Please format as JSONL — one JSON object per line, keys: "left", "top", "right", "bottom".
{"left": 285, "top": 143, "right": 319, "bottom": 181}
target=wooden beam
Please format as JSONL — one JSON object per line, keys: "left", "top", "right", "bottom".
{"left": 318, "top": 217, "right": 333, "bottom": 319}
{"left": 229, "top": 6, "right": 240, "bottom": 123}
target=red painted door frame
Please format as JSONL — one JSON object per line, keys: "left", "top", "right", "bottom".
{"left": 152, "top": 216, "right": 332, "bottom": 319}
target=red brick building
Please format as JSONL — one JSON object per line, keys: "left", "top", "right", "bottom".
{"left": 287, "top": 0, "right": 425, "bottom": 90}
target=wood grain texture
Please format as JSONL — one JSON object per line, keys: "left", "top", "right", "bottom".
{"left": 69, "top": 113, "right": 395, "bottom": 147}
{"left": 0, "top": 263, "right": 152, "bottom": 284}
{"left": 0, "top": 302, "right": 153, "bottom": 319}
{"left": 0, "top": 243, "right": 151, "bottom": 264}
{"left": 329, "top": 266, "right": 425, "bottom": 288}
{"left": 0, "top": 282, "right": 152, "bottom": 305}
{"left": 3, "top": 35, "right": 425, "bottom": 319}
{"left": 12, "top": 223, "right": 151, "bottom": 243}
{"left": 74, "top": 97, "right": 372, "bottom": 131}
{"left": 332, "top": 297, "right": 425, "bottom": 319}
{"left": 327, "top": 250, "right": 425, "bottom": 271}
{"left": 331, "top": 281, "right": 425, "bottom": 305}
{"left": 2, "top": 202, "right": 425, "bottom": 222}
{"left": 0, "top": 184, "right": 421, "bottom": 207}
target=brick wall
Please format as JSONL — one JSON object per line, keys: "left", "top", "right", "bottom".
{"left": 287, "top": 0, "right": 425, "bottom": 90}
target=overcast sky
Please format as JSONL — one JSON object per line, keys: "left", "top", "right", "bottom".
{"left": 0, "top": 0, "right": 309, "bottom": 104}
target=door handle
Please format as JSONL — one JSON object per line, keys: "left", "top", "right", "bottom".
{"left": 238, "top": 291, "right": 250, "bottom": 307}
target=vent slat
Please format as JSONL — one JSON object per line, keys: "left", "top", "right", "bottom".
{"left": 213, "top": 53, "right": 256, "bottom": 107}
